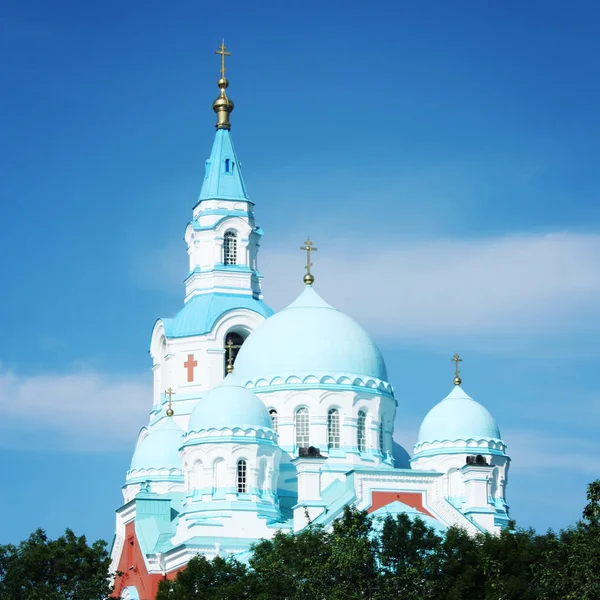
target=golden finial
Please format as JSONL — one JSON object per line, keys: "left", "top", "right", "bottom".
{"left": 225, "top": 339, "right": 240, "bottom": 374}
{"left": 300, "top": 238, "right": 318, "bottom": 285}
{"left": 451, "top": 353, "right": 463, "bottom": 386}
{"left": 212, "top": 40, "right": 234, "bottom": 130}
{"left": 165, "top": 387, "right": 176, "bottom": 417}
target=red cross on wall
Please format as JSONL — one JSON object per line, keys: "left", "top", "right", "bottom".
{"left": 184, "top": 354, "right": 198, "bottom": 382}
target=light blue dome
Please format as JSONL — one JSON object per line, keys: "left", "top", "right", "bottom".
{"left": 233, "top": 286, "right": 388, "bottom": 384}
{"left": 188, "top": 375, "right": 272, "bottom": 431}
{"left": 130, "top": 417, "right": 183, "bottom": 471}
{"left": 417, "top": 386, "right": 502, "bottom": 444}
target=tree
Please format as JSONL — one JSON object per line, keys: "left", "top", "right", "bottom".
{"left": 327, "top": 507, "right": 378, "bottom": 600}
{"left": 249, "top": 521, "right": 332, "bottom": 600}
{"left": 156, "top": 555, "right": 250, "bottom": 600}
{"left": 427, "top": 525, "right": 485, "bottom": 600}
{"left": 375, "top": 513, "right": 441, "bottom": 600}
{"left": 477, "top": 524, "right": 552, "bottom": 600}
{"left": 0, "top": 528, "right": 114, "bottom": 600}
{"left": 534, "top": 480, "right": 600, "bottom": 600}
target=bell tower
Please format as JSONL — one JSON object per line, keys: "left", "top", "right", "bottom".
{"left": 148, "top": 42, "right": 272, "bottom": 424}
{"left": 183, "top": 41, "right": 263, "bottom": 303}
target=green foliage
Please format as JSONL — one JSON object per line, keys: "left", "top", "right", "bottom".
{"left": 7, "top": 480, "right": 600, "bottom": 599}
{"left": 375, "top": 512, "right": 441, "bottom": 600}
{"left": 248, "top": 521, "right": 332, "bottom": 599}
{"left": 327, "top": 507, "right": 377, "bottom": 599}
{"left": 0, "top": 528, "right": 114, "bottom": 600}
{"left": 533, "top": 480, "right": 600, "bottom": 600}
{"left": 156, "top": 555, "right": 250, "bottom": 600}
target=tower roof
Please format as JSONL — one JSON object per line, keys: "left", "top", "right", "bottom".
{"left": 198, "top": 128, "right": 249, "bottom": 202}
{"left": 197, "top": 41, "right": 248, "bottom": 203}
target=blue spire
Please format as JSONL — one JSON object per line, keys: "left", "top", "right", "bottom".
{"left": 198, "top": 129, "right": 249, "bottom": 202}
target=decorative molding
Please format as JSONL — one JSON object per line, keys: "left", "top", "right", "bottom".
{"left": 428, "top": 477, "right": 481, "bottom": 534}
{"left": 352, "top": 470, "right": 480, "bottom": 534}
{"left": 240, "top": 373, "right": 395, "bottom": 398}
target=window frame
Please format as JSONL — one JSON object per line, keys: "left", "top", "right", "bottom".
{"left": 295, "top": 407, "right": 310, "bottom": 449}
{"left": 357, "top": 410, "right": 367, "bottom": 453}
{"left": 236, "top": 459, "right": 247, "bottom": 494}
{"left": 327, "top": 408, "right": 341, "bottom": 449}
{"left": 269, "top": 409, "right": 278, "bottom": 433}
{"left": 223, "top": 230, "right": 237, "bottom": 266}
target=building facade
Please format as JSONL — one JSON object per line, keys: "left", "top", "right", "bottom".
{"left": 111, "top": 46, "right": 510, "bottom": 600}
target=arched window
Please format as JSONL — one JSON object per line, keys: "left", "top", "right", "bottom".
{"left": 213, "top": 459, "right": 225, "bottom": 497}
{"left": 378, "top": 421, "right": 385, "bottom": 455}
{"left": 327, "top": 408, "right": 340, "bottom": 449}
{"left": 448, "top": 468, "right": 463, "bottom": 504}
{"left": 121, "top": 586, "right": 140, "bottom": 600}
{"left": 225, "top": 158, "right": 231, "bottom": 173}
{"left": 490, "top": 467, "right": 500, "bottom": 499}
{"left": 223, "top": 231, "right": 237, "bottom": 265}
{"left": 357, "top": 411, "right": 367, "bottom": 453}
{"left": 237, "top": 459, "right": 247, "bottom": 494}
{"left": 194, "top": 460, "right": 203, "bottom": 490}
{"left": 269, "top": 409, "right": 278, "bottom": 433}
{"left": 224, "top": 331, "right": 245, "bottom": 375}
{"left": 185, "top": 466, "right": 193, "bottom": 491}
{"left": 295, "top": 407, "right": 310, "bottom": 449}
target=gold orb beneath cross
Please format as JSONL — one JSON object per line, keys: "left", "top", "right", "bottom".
{"left": 453, "top": 375, "right": 462, "bottom": 386}
{"left": 166, "top": 408, "right": 174, "bottom": 417}
{"left": 304, "top": 273, "right": 314, "bottom": 285}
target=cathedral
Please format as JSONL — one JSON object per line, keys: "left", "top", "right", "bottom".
{"left": 111, "top": 44, "right": 510, "bottom": 600}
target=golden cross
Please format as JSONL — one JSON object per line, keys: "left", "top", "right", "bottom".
{"left": 164, "top": 387, "right": 176, "bottom": 416}
{"left": 300, "top": 237, "right": 318, "bottom": 284}
{"left": 225, "top": 339, "right": 240, "bottom": 374}
{"left": 215, "top": 40, "right": 231, "bottom": 79}
{"left": 451, "top": 353, "right": 463, "bottom": 385}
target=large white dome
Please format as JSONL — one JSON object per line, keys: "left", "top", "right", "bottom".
{"left": 233, "top": 285, "right": 388, "bottom": 385}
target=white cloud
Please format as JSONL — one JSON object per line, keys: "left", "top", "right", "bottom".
{"left": 259, "top": 232, "right": 600, "bottom": 339}
{"left": 143, "top": 230, "right": 600, "bottom": 344}
{"left": 504, "top": 428, "right": 600, "bottom": 476}
{"left": 0, "top": 368, "right": 150, "bottom": 451}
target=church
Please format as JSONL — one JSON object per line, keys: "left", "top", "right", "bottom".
{"left": 111, "top": 44, "right": 510, "bottom": 600}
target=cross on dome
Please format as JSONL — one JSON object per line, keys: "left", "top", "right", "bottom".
{"left": 225, "top": 338, "right": 241, "bottom": 374}
{"left": 300, "top": 237, "right": 318, "bottom": 285}
{"left": 164, "top": 387, "right": 176, "bottom": 416}
{"left": 452, "top": 353, "right": 463, "bottom": 386}
{"left": 212, "top": 40, "right": 234, "bottom": 130}
{"left": 215, "top": 40, "right": 231, "bottom": 79}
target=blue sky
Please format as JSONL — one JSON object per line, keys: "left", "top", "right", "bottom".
{"left": 1, "top": 0, "right": 600, "bottom": 544}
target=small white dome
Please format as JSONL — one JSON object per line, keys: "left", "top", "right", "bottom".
{"left": 130, "top": 417, "right": 183, "bottom": 471}
{"left": 188, "top": 375, "right": 272, "bottom": 432}
{"left": 417, "top": 386, "right": 502, "bottom": 444}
